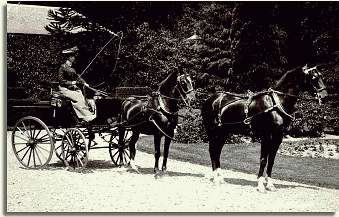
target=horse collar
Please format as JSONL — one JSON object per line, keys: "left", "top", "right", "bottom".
{"left": 271, "top": 91, "right": 294, "bottom": 120}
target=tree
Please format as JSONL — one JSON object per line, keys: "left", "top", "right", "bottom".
{"left": 45, "top": 8, "right": 88, "bottom": 35}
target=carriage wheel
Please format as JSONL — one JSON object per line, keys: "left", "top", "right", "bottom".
{"left": 11, "top": 116, "right": 54, "bottom": 169}
{"left": 108, "top": 127, "right": 132, "bottom": 167}
{"left": 61, "top": 128, "right": 88, "bottom": 171}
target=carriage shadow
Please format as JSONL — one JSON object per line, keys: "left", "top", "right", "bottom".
{"left": 42, "top": 159, "right": 118, "bottom": 172}
{"left": 222, "top": 177, "right": 320, "bottom": 191}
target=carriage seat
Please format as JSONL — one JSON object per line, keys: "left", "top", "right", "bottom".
{"left": 50, "top": 81, "right": 71, "bottom": 107}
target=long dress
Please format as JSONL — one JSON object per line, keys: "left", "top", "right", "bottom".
{"left": 58, "top": 61, "right": 96, "bottom": 122}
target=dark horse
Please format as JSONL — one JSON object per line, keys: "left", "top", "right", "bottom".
{"left": 118, "top": 67, "right": 195, "bottom": 178}
{"left": 201, "top": 65, "right": 328, "bottom": 193}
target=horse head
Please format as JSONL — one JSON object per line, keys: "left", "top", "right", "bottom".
{"left": 301, "top": 64, "right": 329, "bottom": 104}
{"left": 176, "top": 71, "right": 196, "bottom": 106}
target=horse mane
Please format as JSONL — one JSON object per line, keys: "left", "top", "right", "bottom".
{"left": 157, "top": 70, "right": 179, "bottom": 94}
{"left": 271, "top": 66, "right": 302, "bottom": 89}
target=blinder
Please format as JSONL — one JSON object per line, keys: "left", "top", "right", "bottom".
{"left": 302, "top": 65, "right": 327, "bottom": 94}
{"left": 177, "top": 74, "right": 194, "bottom": 94}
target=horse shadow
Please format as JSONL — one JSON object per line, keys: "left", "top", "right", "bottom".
{"left": 221, "top": 177, "right": 320, "bottom": 191}
{"left": 35, "top": 161, "right": 322, "bottom": 191}
{"left": 137, "top": 167, "right": 205, "bottom": 178}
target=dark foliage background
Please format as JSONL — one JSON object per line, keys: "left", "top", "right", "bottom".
{"left": 7, "top": 2, "right": 339, "bottom": 141}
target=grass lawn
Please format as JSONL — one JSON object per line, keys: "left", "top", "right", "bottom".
{"left": 137, "top": 136, "right": 339, "bottom": 190}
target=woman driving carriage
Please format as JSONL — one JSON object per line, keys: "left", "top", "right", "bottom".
{"left": 58, "top": 46, "right": 96, "bottom": 124}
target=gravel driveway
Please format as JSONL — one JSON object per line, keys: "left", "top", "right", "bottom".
{"left": 6, "top": 131, "right": 339, "bottom": 213}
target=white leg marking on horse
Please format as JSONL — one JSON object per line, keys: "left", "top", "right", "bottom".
{"left": 213, "top": 168, "right": 224, "bottom": 186}
{"left": 265, "top": 176, "right": 277, "bottom": 192}
{"left": 129, "top": 160, "right": 140, "bottom": 174}
{"left": 257, "top": 176, "right": 267, "bottom": 194}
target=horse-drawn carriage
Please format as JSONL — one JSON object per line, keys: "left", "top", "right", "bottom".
{"left": 9, "top": 62, "right": 330, "bottom": 193}
{"left": 9, "top": 67, "right": 195, "bottom": 174}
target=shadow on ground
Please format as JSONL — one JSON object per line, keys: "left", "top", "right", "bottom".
{"left": 222, "top": 177, "right": 320, "bottom": 191}
{"left": 137, "top": 167, "right": 205, "bottom": 178}
{"left": 41, "top": 159, "right": 119, "bottom": 172}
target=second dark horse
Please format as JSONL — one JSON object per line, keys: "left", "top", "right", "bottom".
{"left": 202, "top": 65, "right": 328, "bottom": 193}
{"left": 118, "top": 66, "right": 195, "bottom": 178}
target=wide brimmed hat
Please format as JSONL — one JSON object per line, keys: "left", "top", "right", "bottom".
{"left": 62, "top": 46, "right": 79, "bottom": 54}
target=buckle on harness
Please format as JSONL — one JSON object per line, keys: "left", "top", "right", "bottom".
{"left": 244, "top": 117, "right": 251, "bottom": 125}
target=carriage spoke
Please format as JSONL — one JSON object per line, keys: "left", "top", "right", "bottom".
{"left": 35, "top": 144, "right": 51, "bottom": 154}
{"left": 55, "top": 143, "right": 62, "bottom": 150}
{"left": 34, "top": 146, "right": 45, "bottom": 166}
{"left": 116, "top": 154, "right": 121, "bottom": 165}
{"left": 32, "top": 146, "right": 37, "bottom": 167}
{"left": 19, "top": 146, "right": 31, "bottom": 161}
{"left": 16, "top": 127, "right": 30, "bottom": 140}
{"left": 76, "top": 153, "right": 84, "bottom": 166}
{"left": 21, "top": 122, "right": 30, "bottom": 139}
{"left": 120, "top": 153, "right": 124, "bottom": 165}
{"left": 37, "top": 133, "right": 51, "bottom": 143}
{"left": 28, "top": 119, "right": 33, "bottom": 138}
{"left": 13, "top": 142, "right": 30, "bottom": 145}
{"left": 34, "top": 128, "right": 42, "bottom": 140}
{"left": 124, "top": 149, "right": 131, "bottom": 159}
{"left": 122, "top": 152, "right": 127, "bottom": 165}
{"left": 112, "top": 149, "right": 119, "bottom": 159}
{"left": 27, "top": 148, "right": 33, "bottom": 167}
{"left": 16, "top": 145, "right": 29, "bottom": 154}
{"left": 65, "top": 151, "right": 72, "bottom": 160}
{"left": 13, "top": 133, "right": 29, "bottom": 142}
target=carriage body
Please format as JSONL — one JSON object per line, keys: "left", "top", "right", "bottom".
{"left": 8, "top": 82, "right": 152, "bottom": 171}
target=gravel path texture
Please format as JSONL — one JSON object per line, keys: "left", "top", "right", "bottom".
{"left": 6, "top": 131, "right": 339, "bottom": 213}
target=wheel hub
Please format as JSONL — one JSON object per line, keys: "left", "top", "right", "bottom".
{"left": 27, "top": 138, "right": 36, "bottom": 147}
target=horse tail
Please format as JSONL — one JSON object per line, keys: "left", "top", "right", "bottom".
{"left": 202, "top": 93, "right": 221, "bottom": 133}
{"left": 120, "top": 97, "right": 133, "bottom": 122}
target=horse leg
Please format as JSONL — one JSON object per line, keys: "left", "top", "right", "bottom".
{"left": 154, "top": 133, "right": 162, "bottom": 179}
{"left": 265, "top": 132, "right": 283, "bottom": 192}
{"left": 208, "top": 129, "right": 226, "bottom": 186}
{"left": 161, "top": 132, "right": 173, "bottom": 177}
{"left": 257, "top": 135, "right": 271, "bottom": 194}
{"left": 128, "top": 131, "right": 140, "bottom": 173}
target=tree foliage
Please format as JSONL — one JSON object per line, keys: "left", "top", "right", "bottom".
{"left": 7, "top": 2, "right": 339, "bottom": 137}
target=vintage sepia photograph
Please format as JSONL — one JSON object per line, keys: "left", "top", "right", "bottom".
{"left": 6, "top": 1, "right": 339, "bottom": 214}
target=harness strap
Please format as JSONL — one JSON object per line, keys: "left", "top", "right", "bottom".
{"left": 244, "top": 90, "right": 254, "bottom": 125}
{"left": 149, "top": 113, "right": 179, "bottom": 141}
{"left": 271, "top": 91, "right": 294, "bottom": 120}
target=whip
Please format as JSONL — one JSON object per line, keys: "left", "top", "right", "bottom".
{"left": 77, "top": 32, "right": 121, "bottom": 80}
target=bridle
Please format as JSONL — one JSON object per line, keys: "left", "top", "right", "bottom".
{"left": 302, "top": 65, "right": 327, "bottom": 104}
{"left": 148, "top": 73, "right": 195, "bottom": 141}
{"left": 177, "top": 73, "right": 194, "bottom": 95}
{"left": 159, "top": 73, "right": 195, "bottom": 108}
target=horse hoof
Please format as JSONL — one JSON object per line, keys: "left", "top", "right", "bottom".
{"left": 155, "top": 173, "right": 162, "bottom": 180}
{"left": 154, "top": 169, "right": 162, "bottom": 179}
{"left": 162, "top": 171, "right": 170, "bottom": 178}
{"left": 129, "top": 161, "right": 140, "bottom": 174}
{"left": 213, "top": 177, "right": 224, "bottom": 186}
{"left": 257, "top": 187, "right": 267, "bottom": 194}
{"left": 266, "top": 185, "right": 277, "bottom": 192}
